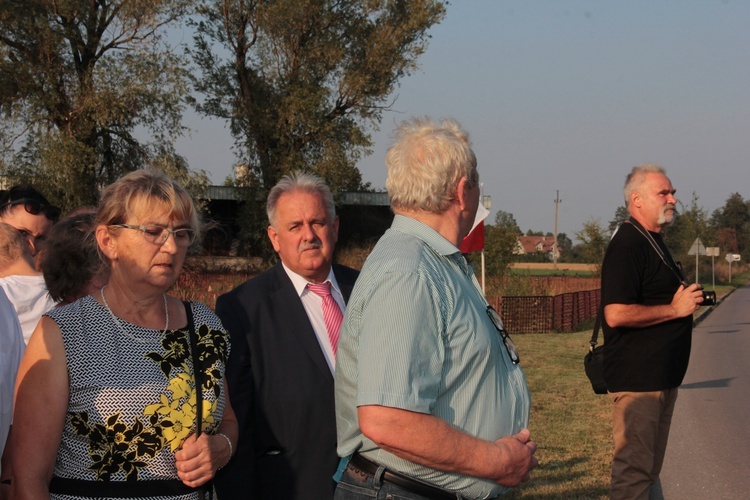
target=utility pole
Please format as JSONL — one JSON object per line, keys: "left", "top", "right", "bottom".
{"left": 553, "top": 190, "right": 561, "bottom": 270}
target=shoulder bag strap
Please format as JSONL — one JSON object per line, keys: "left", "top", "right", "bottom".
{"left": 592, "top": 218, "right": 684, "bottom": 351}
{"left": 625, "top": 218, "right": 686, "bottom": 284}
{"left": 589, "top": 304, "right": 602, "bottom": 351}
{"left": 183, "top": 300, "right": 202, "bottom": 437}
{"left": 183, "top": 300, "right": 212, "bottom": 500}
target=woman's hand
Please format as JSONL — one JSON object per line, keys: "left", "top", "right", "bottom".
{"left": 174, "top": 433, "right": 232, "bottom": 488}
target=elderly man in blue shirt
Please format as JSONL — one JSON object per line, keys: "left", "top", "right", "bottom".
{"left": 334, "top": 117, "right": 538, "bottom": 500}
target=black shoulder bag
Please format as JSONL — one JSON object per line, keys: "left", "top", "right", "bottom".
{"left": 584, "top": 307, "right": 607, "bottom": 394}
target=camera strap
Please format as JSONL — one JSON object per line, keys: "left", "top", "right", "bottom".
{"left": 625, "top": 217, "right": 686, "bottom": 285}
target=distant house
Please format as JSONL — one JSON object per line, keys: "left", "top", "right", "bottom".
{"left": 514, "top": 235, "right": 560, "bottom": 260}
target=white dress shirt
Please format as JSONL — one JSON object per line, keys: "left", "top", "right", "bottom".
{"left": 281, "top": 263, "right": 346, "bottom": 374}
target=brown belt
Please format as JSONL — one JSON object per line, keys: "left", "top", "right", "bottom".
{"left": 348, "top": 453, "right": 461, "bottom": 500}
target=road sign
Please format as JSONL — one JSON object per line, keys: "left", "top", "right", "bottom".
{"left": 726, "top": 253, "right": 741, "bottom": 262}
{"left": 706, "top": 247, "right": 720, "bottom": 289}
{"left": 688, "top": 238, "right": 707, "bottom": 256}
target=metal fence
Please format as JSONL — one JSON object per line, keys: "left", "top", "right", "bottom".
{"left": 486, "top": 289, "right": 601, "bottom": 334}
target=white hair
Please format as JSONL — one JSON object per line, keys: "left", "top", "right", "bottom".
{"left": 385, "top": 117, "right": 478, "bottom": 214}
{"left": 623, "top": 163, "right": 666, "bottom": 207}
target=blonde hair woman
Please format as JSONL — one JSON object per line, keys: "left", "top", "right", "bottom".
{"left": 10, "top": 170, "right": 237, "bottom": 499}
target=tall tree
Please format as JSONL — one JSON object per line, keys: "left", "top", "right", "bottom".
{"left": 663, "top": 192, "right": 710, "bottom": 279}
{"left": 190, "top": 0, "right": 445, "bottom": 257}
{"left": 608, "top": 205, "right": 629, "bottom": 234}
{"left": 664, "top": 193, "right": 709, "bottom": 254}
{"left": 714, "top": 227, "right": 738, "bottom": 254}
{"left": 0, "top": 0, "right": 192, "bottom": 210}
{"left": 575, "top": 218, "right": 609, "bottom": 275}
{"left": 556, "top": 232, "right": 573, "bottom": 260}
{"left": 483, "top": 210, "right": 521, "bottom": 277}
{"left": 190, "top": 0, "right": 445, "bottom": 193}
{"left": 710, "top": 192, "right": 750, "bottom": 254}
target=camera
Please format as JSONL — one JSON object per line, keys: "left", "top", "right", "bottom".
{"left": 700, "top": 290, "right": 717, "bottom": 306}
{"left": 682, "top": 281, "right": 717, "bottom": 306}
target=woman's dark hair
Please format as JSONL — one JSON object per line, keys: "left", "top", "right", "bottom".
{"left": 41, "top": 212, "right": 102, "bottom": 303}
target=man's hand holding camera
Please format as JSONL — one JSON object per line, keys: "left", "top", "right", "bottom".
{"left": 673, "top": 282, "right": 706, "bottom": 316}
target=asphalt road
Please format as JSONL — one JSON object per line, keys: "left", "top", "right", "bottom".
{"left": 660, "top": 285, "right": 750, "bottom": 499}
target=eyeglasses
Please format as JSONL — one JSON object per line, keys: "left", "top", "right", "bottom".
{"left": 0, "top": 198, "right": 61, "bottom": 221}
{"left": 110, "top": 224, "right": 197, "bottom": 247}
{"left": 486, "top": 305, "right": 520, "bottom": 365}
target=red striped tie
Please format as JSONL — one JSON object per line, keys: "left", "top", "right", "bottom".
{"left": 306, "top": 282, "right": 343, "bottom": 356}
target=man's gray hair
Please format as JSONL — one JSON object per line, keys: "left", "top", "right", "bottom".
{"left": 623, "top": 163, "right": 666, "bottom": 207}
{"left": 266, "top": 171, "right": 336, "bottom": 227}
{"left": 385, "top": 117, "right": 478, "bottom": 214}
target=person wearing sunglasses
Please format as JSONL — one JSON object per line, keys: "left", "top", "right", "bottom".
{"left": 0, "top": 185, "right": 61, "bottom": 257}
{"left": 334, "top": 117, "right": 537, "bottom": 500}
{"left": 9, "top": 170, "right": 237, "bottom": 499}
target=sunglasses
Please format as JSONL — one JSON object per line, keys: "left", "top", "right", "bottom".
{"left": 0, "top": 198, "right": 61, "bottom": 221}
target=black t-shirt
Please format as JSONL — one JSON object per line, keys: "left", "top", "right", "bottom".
{"left": 601, "top": 222, "right": 692, "bottom": 392}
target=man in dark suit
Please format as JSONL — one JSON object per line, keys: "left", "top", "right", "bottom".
{"left": 214, "top": 172, "right": 359, "bottom": 499}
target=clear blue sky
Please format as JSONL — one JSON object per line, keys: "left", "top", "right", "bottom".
{"left": 175, "top": 0, "right": 750, "bottom": 239}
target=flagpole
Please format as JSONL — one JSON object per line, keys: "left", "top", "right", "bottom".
{"left": 481, "top": 249, "right": 486, "bottom": 294}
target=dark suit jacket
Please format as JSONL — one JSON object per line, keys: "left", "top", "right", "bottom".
{"left": 214, "top": 262, "right": 359, "bottom": 500}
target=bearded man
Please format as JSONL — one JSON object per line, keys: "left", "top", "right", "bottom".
{"left": 601, "top": 163, "right": 704, "bottom": 499}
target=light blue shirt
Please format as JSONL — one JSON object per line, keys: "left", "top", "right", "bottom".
{"left": 335, "top": 215, "right": 530, "bottom": 499}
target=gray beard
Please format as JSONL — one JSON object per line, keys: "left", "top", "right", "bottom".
{"left": 657, "top": 205, "right": 676, "bottom": 227}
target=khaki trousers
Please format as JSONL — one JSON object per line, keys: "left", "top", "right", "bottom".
{"left": 609, "top": 389, "right": 678, "bottom": 500}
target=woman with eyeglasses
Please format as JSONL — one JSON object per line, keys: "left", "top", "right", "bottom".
{"left": 9, "top": 170, "right": 237, "bottom": 500}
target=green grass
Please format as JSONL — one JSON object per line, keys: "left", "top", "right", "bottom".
{"left": 504, "top": 331, "right": 612, "bottom": 499}
{"left": 504, "top": 269, "right": 750, "bottom": 498}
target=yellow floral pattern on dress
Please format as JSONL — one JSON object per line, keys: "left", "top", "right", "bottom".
{"left": 144, "top": 369, "right": 220, "bottom": 451}
{"left": 68, "top": 319, "right": 228, "bottom": 480}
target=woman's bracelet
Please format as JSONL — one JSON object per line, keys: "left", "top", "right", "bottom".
{"left": 217, "top": 432, "right": 233, "bottom": 467}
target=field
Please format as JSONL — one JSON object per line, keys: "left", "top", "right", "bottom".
{"left": 511, "top": 263, "right": 598, "bottom": 272}
{"left": 170, "top": 270, "right": 601, "bottom": 309}
{"left": 170, "top": 271, "right": 253, "bottom": 309}
{"left": 508, "top": 331, "right": 612, "bottom": 499}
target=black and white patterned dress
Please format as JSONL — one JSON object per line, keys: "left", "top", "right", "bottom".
{"left": 45, "top": 295, "right": 229, "bottom": 500}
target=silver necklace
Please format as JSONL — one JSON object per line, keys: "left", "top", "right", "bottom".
{"left": 100, "top": 286, "right": 169, "bottom": 343}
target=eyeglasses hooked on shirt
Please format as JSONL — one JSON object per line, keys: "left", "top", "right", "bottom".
{"left": 486, "top": 305, "right": 520, "bottom": 365}
{"left": 109, "top": 224, "right": 197, "bottom": 247}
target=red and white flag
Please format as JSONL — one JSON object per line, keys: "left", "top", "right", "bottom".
{"left": 460, "top": 203, "right": 490, "bottom": 253}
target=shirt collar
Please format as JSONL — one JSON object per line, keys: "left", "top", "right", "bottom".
{"left": 391, "top": 214, "right": 462, "bottom": 257}
{"left": 281, "top": 262, "right": 341, "bottom": 298}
